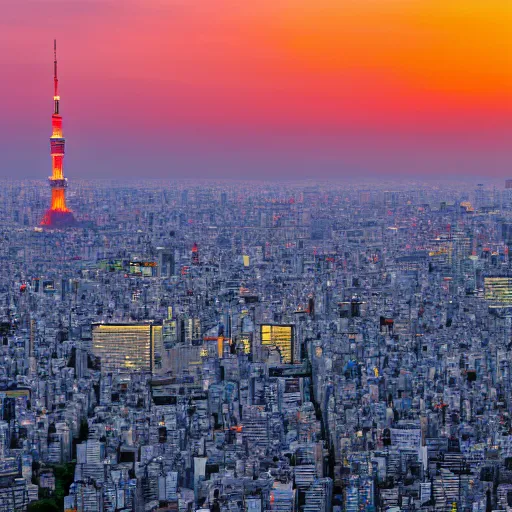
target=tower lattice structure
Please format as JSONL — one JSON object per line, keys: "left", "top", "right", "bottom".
{"left": 41, "top": 40, "right": 76, "bottom": 227}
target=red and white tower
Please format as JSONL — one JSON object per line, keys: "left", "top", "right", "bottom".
{"left": 41, "top": 40, "right": 76, "bottom": 227}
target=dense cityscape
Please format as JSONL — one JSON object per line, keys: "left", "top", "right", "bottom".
{"left": 2, "top": 178, "right": 512, "bottom": 511}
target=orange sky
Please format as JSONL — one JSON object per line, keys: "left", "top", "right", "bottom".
{"left": 1, "top": 0, "right": 511, "bottom": 177}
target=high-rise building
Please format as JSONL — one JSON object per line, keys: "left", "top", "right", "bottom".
{"left": 303, "top": 478, "right": 333, "bottom": 512}
{"left": 269, "top": 485, "right": 295, "bottom": 512}
{"left": 92, "top": 323, "right": 163, "bottom": 374}
{"left": 157, "top": 247, "right": 175, "bottom": 277}
{"left": 345, "top": 475, "right": 374, "bottom": 512}
{"left": 484, "top": 277, "right": 512, "bottom": 304}
{"left": 192, "top": 242, "right": 200, "bottom": 265}
{"left": 260, "top": 324, "right": 294, "bottom": 364}
{"left": 41, "top": 40, "right": 76, "bottom": 227}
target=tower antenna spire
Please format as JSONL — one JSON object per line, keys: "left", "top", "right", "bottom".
{"left": 53, "top": 39, "right": 59, "bottom": 100}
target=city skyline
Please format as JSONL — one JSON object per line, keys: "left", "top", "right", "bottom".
{"left": 2, "top": 0, "right": 511, "bottom": 179}
{"left": 2, "top": 2, "right": 512, "bottom": 510}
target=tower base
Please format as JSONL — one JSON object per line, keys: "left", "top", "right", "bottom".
{"left": 41, "top": 209, "right": 77, "bottom": 228}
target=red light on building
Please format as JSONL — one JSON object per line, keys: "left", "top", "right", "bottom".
{"left": 191, "top": 243, "right": 199, "bottom": 265}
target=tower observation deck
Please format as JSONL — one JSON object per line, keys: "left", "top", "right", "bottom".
{"left": 41, "top": 40, "right": 76, "bottom": 228}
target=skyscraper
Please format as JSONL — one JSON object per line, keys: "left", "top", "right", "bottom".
{"left": 92, "top": 323, "right": 162, "bottom": 374}
{"left": 260, "top": 324, "right": 294, "bottom": 364}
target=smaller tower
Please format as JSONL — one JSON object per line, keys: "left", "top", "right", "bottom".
{"left": 191, "top": 243, "right": 199, "bottom": 265}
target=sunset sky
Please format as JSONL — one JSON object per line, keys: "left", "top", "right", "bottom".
{"left": 1, "top": 0, "right": 511, "bottom": 179}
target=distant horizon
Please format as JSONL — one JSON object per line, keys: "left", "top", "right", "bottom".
{"left": 1, "top": 175, "right": 510, "bottom": 187}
